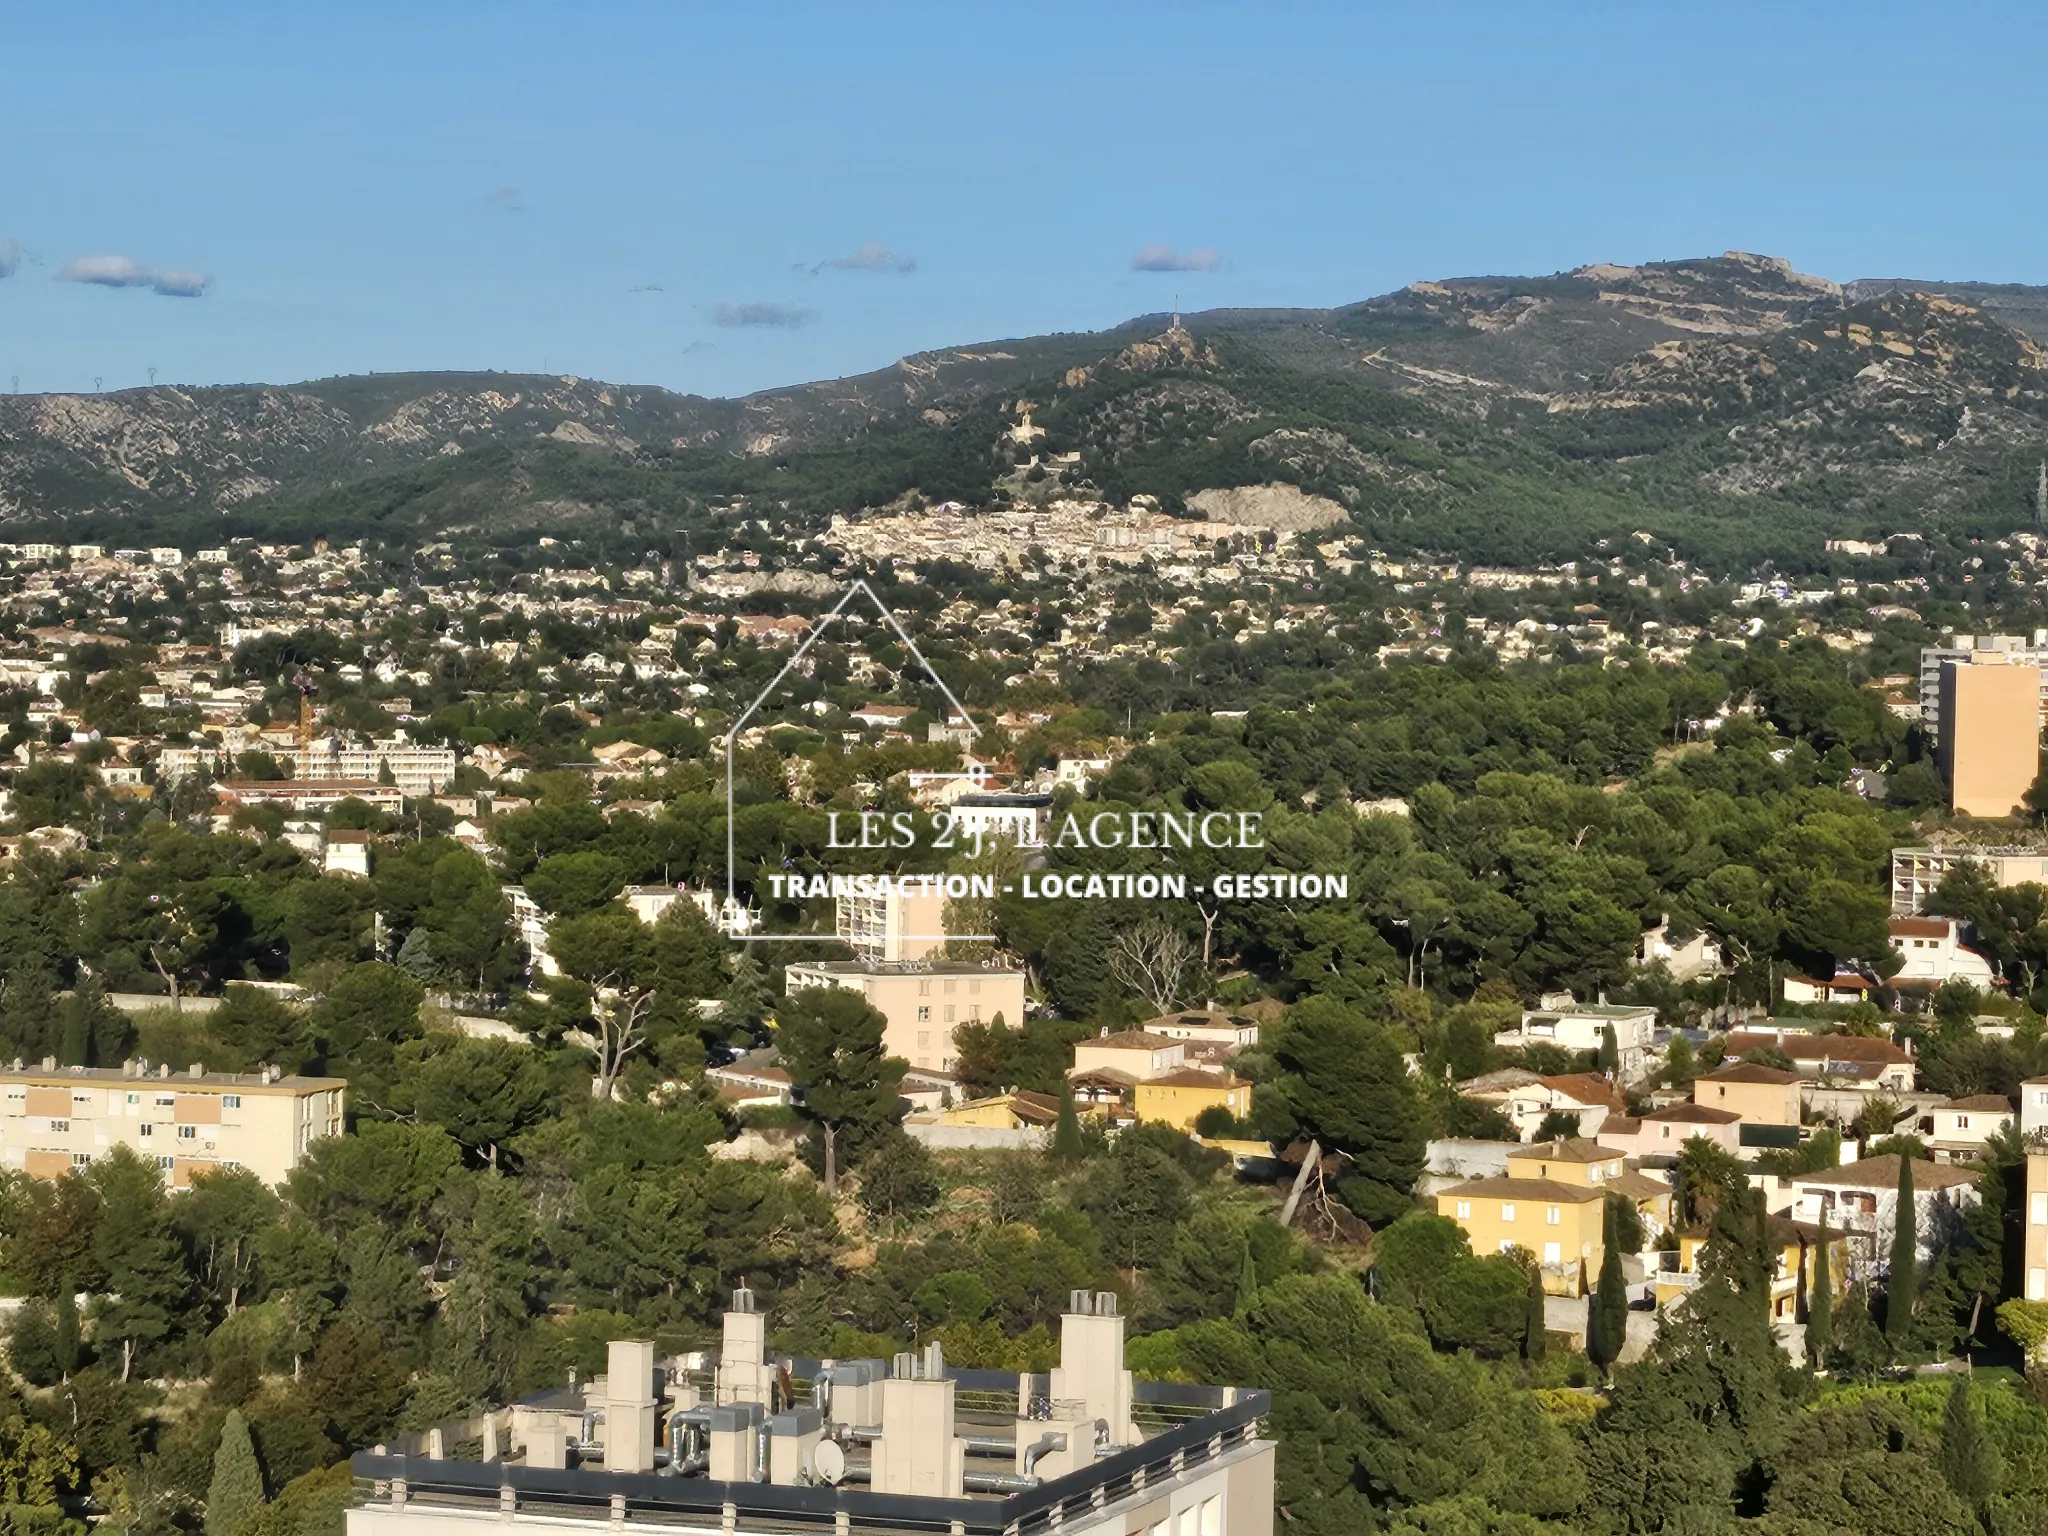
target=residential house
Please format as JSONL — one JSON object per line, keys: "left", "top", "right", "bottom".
{"left": 1889, "top": 916, "right": 1997, "bottom": 992}
{"left": 1722, "top": 1029, "right": 1916, "bottom": 1095}
{"left": 1597, "top": 1101, "right": 1743, "bottom": 1160}
{"left": 1493, "top": 998, "right": 1658, "bottom": 1084}
{"left": 323, "top": 829, "right": 371, "bottom": 878}
{"left": 1458, "top": 1069, "right": 1626, "bottom": 1141}
{"left": 1787, "top": 1155, "right": 1982, "bottom": 1278}
{"left": 1137, "top": 1009, "right": 1261, "bottom": 1050}
{"left": 1781, "top": 973, "right": 1877, "bottom": 1006}
{"left": 933, "top": 1090, "right": 1061, "bottom": 1132}
{"left": 1925, "top": 1094, "right": 2015, "bottom": 1162}
{"left": 1692, "top": 1062, "right": 1803, "bottom": 1128}
{"left": 1653, "top": 1214, "right": 1851, "bottom": 1322}
{"left": 2023, "top": 1077, "right": 2048, "bottom": 1140}
{"left": 1435, "top": 1139, "right": 1670, "bottom": 1297}
{"left": 1132, "top": 1070, "right": 1252, "bottom": 1134}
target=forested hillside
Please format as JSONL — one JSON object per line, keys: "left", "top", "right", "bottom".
{"left": 9, "top": 254, "right": 2048, "bottom": 569}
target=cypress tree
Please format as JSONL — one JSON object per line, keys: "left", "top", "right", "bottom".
{"left": 205, "top": 1408, "right": 265, "bottom": 1536}
{"left": 1523, "top": 1262, "right": 1547, "bottom": 1362}
{"left": 1234, "top": 1246, "right": 1260, "bottom": 1318}
{"left": 53, "top": 1284, "right": 78, "bottom": 1381}
{"left": 1588, "top": 1198, "right": 1627, "bottom": 1378}
{"left": 1597, "top": 1023, "right": 1619, "bottom": 1076}
{"left": 1052, "top": 1081, "right": 1083, "bottom": 1162}
{"left": 1806, "top": 1210, "right": 1833, "bottom": 1370}
{"left": 1887, "top": 1155, "right": 1919, "bottom": 1344}
{"left": 1939, "top": 1374, "right": 2001, "bottom": 1509}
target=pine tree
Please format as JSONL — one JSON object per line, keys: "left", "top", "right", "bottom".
{"left": 1051, "top": 1080, "right": 1083, "bottom": 1162}
{"left": 1523, "top": 1262, "right": 1547, "bottom": 1363}
{"left": 1887, "top": 1155, "right": 1919, "bottom": 1344}
{"left": 1805, "top": 1210, "right": 1833, "bottom": 1370}
{"left": 1939, "top": 1374, "right": 2001, "bottom": 1510}
{"left": 777, "top": 987, "right": 903, "bottom": 1192}
{"left": 205, "top": 1408, "right": 265, "bottom": 1536}
{"left": 1588, "top": 1198, "right": 1627, "bottom": 1378}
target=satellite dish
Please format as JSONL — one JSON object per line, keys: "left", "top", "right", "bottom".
{"left": 812, "top": 1440, "right": 845, "bottom": 1487}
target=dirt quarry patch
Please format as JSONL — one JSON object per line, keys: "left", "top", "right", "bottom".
{"left": 1187, "top": 482, "right": 1349, "bottom": 532}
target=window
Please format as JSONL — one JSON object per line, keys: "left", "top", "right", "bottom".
{"left": 1543, "top": 1242, "right": 1562, "bottom": 1265}
{"left": 178, "top": 1125, "right": 198, "bottom": 1141}
{"left": 1660, "top": 1125, "right": 1673, "bottom": 1140}
{"left": 222, "top": 1095, "right": 241, "bottom": 1109}
{"left": 918, "top": 1032, "right": 930, "bottom": 1049}
{"left": 1175, "top": 1507, "right": 1197, "bottom": 1536}
{"left": 70, "top": 1152, "right": 90, "bottom": 1168}
{"left": 1199, "top": 1497, "right": 1221, "bottom": 1536}
{"left": 155, "top": 1095, "right": 174, "bottom": 1108}
{"left": 944, "top": 1005, "right": 956, "bottom": 1023}
{"left": 916, "top": 1006, "right": 931, "bottom": 1022}
{"left": 2032, "top": 1193, "right": 2047, "bottom": 1226}
{"left": 1546, "top": 1206, "right": 1561, "bottom": 1226}
{"left": 1957, "top": 1115, "right": 1971, "bottom": 1130}
{"left": 139, "top": 1123, "right": 152, "bottom": 1138}
{"left": 1501, "top": 1203, "right": 1516, "bottom": 1223}
{"left": 1455, "top": 1200, "right": 1471, "bottom": 1220}
{"left": 1717, "top": 1086, "right": 1727, "bottom": 1099}
{"left": 969, "top": 980, "right": 981, "bottom": 996}
{"left": 943, "top": 980, "right": 957, "bottom": 996}
{"left": 49, "top": 1119, "right": 67, "bottom": 1133}
{"left": 157, "top": 1155, "right": 175, "bottom": 1172}
{"left": 917, "top": 981, "right": 931, "bottom": 997}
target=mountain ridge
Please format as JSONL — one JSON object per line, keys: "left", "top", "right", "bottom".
{"left": 6, "top": 252, "right": 2048, "bottom": 567}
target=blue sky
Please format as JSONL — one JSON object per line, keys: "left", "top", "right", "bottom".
{"left": 4, "top": 0, "right": 2047, "bottom": 399}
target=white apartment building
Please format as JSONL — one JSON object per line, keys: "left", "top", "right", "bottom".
{"left": 0, "top": 1058, "right": 345, "bottom": 1187}
{"left": 348, "top": 1288, "right": 1274, "bottom": 1536}
{"left": 160, "top": 736, "right": 458, "bottom": 796}
{"left": 1892, "top": 844, "right": 2048, "bottom": 916}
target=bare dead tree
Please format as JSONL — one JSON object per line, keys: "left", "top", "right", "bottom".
{"left": 589, "top": 981, "right": 654, "bottom": 1099}
{"left": 1106, "top": 919, "right": 1198, "bottom": 1016}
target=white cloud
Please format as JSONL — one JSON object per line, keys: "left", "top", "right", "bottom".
{"left": 1131, "top": 243, "right": 1223, "bottom": 273}
{"left": 805, "top": 242, "right": 917, "bottom": 276}
{"left": 712, "top": 301, "right": 816, "bottom": 329}
{"left": 0, "top": 240, "right": 20, "bottom": 280}
{"left": 59, "top": 254, "right": 210, "bottom": 297}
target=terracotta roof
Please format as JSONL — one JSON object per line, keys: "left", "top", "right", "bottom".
{"left": 1598, "top": 1116, "right": 1642, "bottom": 1137}
{"left": 1726, "top": 1031, "right": 1910, "bottom": 1066}
{"left": 1938, "top": 1094, "right": 2016, "bottom": 1112}
{"left": 1508, "top": 1138, "right": 1612, "bottom": 1163}
{"left": 1793, "top": 1154, "right": 1982, "bottom": 1192}
{"left": 1644, "top": 1102, "right": 1742, "bottom": 1124}
{"left": 1701, "top": 1062, "right": 1803, "bottom": 1085}
{"left": 1084, "top": 1030, "right": 1182, "bottom": 1051}
{"left": 1067, "top": 1067, "right": 1137, "bottom": 1087}
{"left": 1607, "top": 1171, "right": 1674, "bottom": 1200}
{"left": 1440, "top": 1176, "right": 1606, "bottom": 1204}
{"left": 1889, "top": 918, "right": 1954, "bottom": 939}
{"left": 1140, "top": 1068, "right": 1245, "bottom": 1089}
{"left": 1538, "top": 1073, "right": 1626, "bottom": 1109}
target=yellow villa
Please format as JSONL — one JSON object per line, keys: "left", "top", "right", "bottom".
{"left": 1133, "top": 1069, "right": 1252, "bottom": 1133}
{"left": 1436, "top": 1139, "right": 1671, "bottom": 1296}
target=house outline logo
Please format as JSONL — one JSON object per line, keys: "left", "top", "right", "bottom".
{"left": 723, "top": 577, "right": 990, "bottom": 943}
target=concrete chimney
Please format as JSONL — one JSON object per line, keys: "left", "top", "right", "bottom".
{"left": 603, "top": 1339, "right": 658, "bottom": 1473}
{"left": 871, "top": 1342, "right": 963, "bottom": 1498}
{"left": 765, "top": 1407, "right": 823, "bottom": 1485}
{"left": 1050, "top": 1291, "right": 1136, "bottom": 1445}
{"left": 717, "top": 1286, "right": 775, "bottom": 1406}
{"left": 708, "top": 1403, "right": 764, "bottom": 1482}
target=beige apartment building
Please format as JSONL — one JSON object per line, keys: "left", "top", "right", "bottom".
{"left": 0, "top": 1059, "right": 345, "bottom": 1187}
{"left": 1938, "top": 658, "right": 2042, "bottom": 818}
{"left": 782, "top": 961, "right": 1027, "bottom": 1074}
{"left": 2029, "top": 1152, "right": 2048, "bottom": 1301}
{"left": 836, "top": 884, "right": 948, "bottom": 963}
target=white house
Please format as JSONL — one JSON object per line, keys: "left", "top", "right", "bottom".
{"left": 1788, "top": 1155, "right": 1982, "bottom": 1279}
{"left": 1889, "top": 916, "right": 1997, "bottom": 990}
{"left": 1494, "top": 998, "right": 1658, "bottom": 1083}
{"left": 1926, "top": 1094, "right": 2016, "bottom": 1162}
